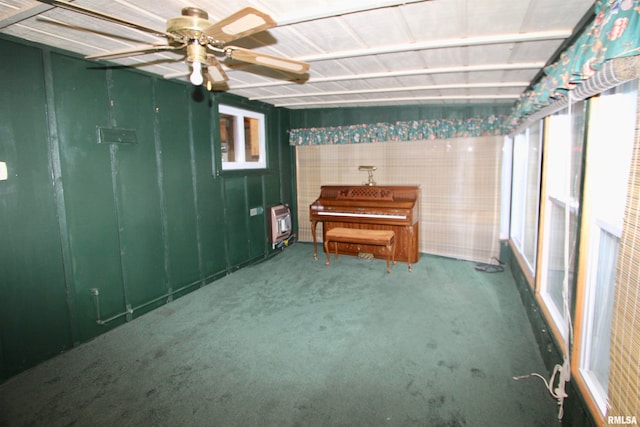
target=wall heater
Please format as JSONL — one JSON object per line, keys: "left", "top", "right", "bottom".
{"left": 268, "top": 204, "right": 292, "bottom": 245}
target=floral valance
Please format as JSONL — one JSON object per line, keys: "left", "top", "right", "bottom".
{"left": 289, "top": 115, "right": 508, "bottom": 146}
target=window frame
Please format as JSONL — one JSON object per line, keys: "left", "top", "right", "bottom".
{"left": 537, "top": 106, "right": 585, "bottom": 344}
{"left": 573, "top": 81, "right": 638, "bottom": 420}
{"left": 510, "top": 122, "right": 542, "bottom": 277}
{"left": 218, "top": 104, "right": 267, "bottom": 171}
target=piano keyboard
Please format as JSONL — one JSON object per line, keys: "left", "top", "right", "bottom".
{"left": 317, "top": 211, "right": 407, "bottom": 220}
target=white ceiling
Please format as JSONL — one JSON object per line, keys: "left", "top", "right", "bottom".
{"left": 0, "top": 0, "right": 595, "bottom": 109}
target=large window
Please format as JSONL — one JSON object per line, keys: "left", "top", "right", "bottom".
{"left": 510, "top": 122, "right": 542, "bottom": 276}
{"left": 219, "top": 104, "right": 266, "bottom": 170}
{"left": 577, "top": 81, "right": 637, "bottom": 416}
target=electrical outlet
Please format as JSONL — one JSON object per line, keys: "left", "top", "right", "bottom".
{"left": 249, "top": 206, "right": 264, "bottom": 216}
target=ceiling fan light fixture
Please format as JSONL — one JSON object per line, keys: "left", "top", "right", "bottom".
{"left": 190, "top": 61, "right": 204, "bottom": 86}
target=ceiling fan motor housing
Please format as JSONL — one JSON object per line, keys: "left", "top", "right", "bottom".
{"left": 166, "top": 8, "right": 214, "bottom": 44}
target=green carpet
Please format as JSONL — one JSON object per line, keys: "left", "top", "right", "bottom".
{"left": 0, "top": 243, "right": 557, "bottom": 426}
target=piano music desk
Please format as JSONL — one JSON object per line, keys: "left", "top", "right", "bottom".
{"left": 324, "top": 227, "right": 396, "bottom": 273}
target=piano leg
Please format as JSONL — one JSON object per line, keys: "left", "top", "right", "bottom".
{"left": 323, "top": 238, "right": 332, "bottom": 266}
{"left": 311, "top": 220, "right": 318, "bottom": 261}
{"left": 407, "top": 227, "right": 414, "bottom": 272}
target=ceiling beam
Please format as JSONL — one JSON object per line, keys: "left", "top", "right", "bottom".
{"left": 298, "top": 30, "right": 572, "bottom": 63}
{"left": 274, "top": 94, "right": 519, "bottom": 108}
{"left": 250, "top": 81, "right": 530, "bottom": 101}
{"left": 0, "top": 3, "right": 55, "bottom": 30}
{"left": 276, "top": 0, "right": 430, "bottom": 26}
{"left": 231, "top": 62, "right": 545, "bottom": 90}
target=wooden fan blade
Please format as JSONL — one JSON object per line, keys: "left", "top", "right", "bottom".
{"left": 86, "top": 44, "right": 186, "bottom": 60}
{"left": 205, "top": 56, "right": 229, "bottom": 83}
{"left": 225, "top": 46, "right": 309, "bottom": 75}
{"left": 37, "top": 0, "right": 178, "bottom": 40}
{"left": 203, "top": 7, "right": 276, "bottom": 43}
{"left": 204, "top": 72, "right": 227, "bottom": 91}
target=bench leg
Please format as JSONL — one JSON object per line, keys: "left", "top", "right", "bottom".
{"left": 385, "top": 247, "right": 391, "bottom": 273}
{"left": 392, "top": 239, "right": 397, "bottom": 266}
{"left": 387, "top": 239, "right": 396, "bottom": 273}
{"left": 384, "top": 238, "right": 394, "bottom": 274}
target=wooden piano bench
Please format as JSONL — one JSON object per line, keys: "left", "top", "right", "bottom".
{"left": 323, "top": 228, "right": 396, "bottom": 273}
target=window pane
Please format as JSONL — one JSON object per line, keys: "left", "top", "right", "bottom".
{"left": 510, "top": 132, "right": 526, "bottom": 249}
{"left": 510, "top": 124, "right": 542, "bottom": 275}
{"left": 546, "top": 203, "right": 566, "bottom": 311}
{"left": 244, "top": 117, "right": 260, "bottom": 163}
{"left": 546, "top": 113, "right": 570, "bottom": 199}
{"left": 545, "top": 201, "right": 578, "bottom": 324}
{"left": 220, "top": 113, "right": 235, "bottom": 162}
{"left": 570, "top": 101, "right": 586, "bottom": 202}
{"left": 523, "top": 123, "right": 541, "bottom": 266}
{"left": 584, "top": 229, "right": 619, "bottom": 387}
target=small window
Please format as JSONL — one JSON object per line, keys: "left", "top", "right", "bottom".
{"left": 219, "top": 104, "right": 266, "bottom": 170}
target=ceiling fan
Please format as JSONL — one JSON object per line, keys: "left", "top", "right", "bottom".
{"left": 37, "top": 0, "right": 310, "bottom": 90}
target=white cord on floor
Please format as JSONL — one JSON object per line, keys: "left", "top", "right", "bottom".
{"left": 513, "top": 356, "right": 570, "bottom": 419}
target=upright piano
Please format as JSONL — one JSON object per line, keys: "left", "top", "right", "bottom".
{"left": 309, "top": 185, "right": 420, "bottom": 271}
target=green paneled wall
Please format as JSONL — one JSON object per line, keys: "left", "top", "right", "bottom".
{"left": 189, "top": 94, "right": 227, "bottom": 282}
{"left": 0, "top": 36, "right": 294, "bottom": 381}
{"left": 49, "top": 53, "right": 127, "bottom": 341}
{"left": 154, "top": 78, "right": 201, "bottom": 292}
{"left": 247, "top": 174, "right": 266, "bottom": 258}
{"left": 109, "top": 70, "right": 167, "bottom": 312}
{"left": 224, "top": 176, "right": 251, "bottom": 267}
{"left": 0, "top": 40, "right": 72, "bottom": 377}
